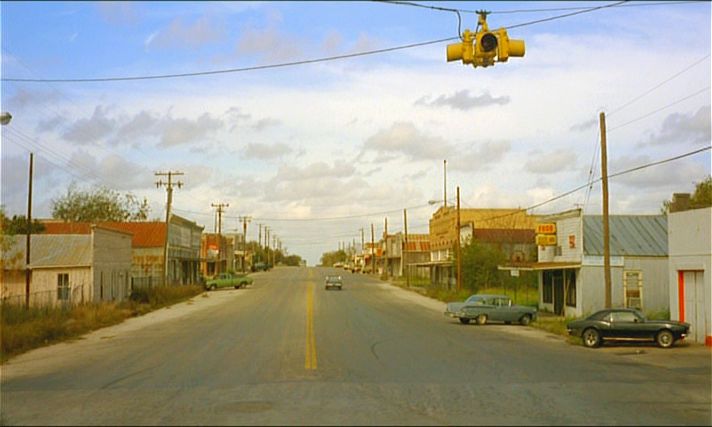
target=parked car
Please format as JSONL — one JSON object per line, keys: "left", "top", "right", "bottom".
{"left": 205, "top": 272, "right": 253, "bottom": 291}
{"left": 324, "top": 275, "right": 343, "bottom": 290}
{"left": 444, "top": 294, "right": 537, "bottom": 325}
{"left": 567, "top": 308, "right": 690, "bottom": 348}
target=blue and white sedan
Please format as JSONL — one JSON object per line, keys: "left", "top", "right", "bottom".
{"left": 445, "top": 294, "right": 537, "bottom": 325}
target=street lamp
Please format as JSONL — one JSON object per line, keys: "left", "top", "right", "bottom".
{"left": 1, "top": 112, "right": 12, "bottom": 125}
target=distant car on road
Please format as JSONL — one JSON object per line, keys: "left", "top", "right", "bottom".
{"left": 205, "top": 272, "right": 253, "bottom": 291}
{"left": 324, "top": 275, "right": 343, "bottom": 290}
{"left": 252, "top": 262, "right": 269, "bottom": 272}
{"left": 445, "top": 294, "right": 537, "bottom": 325}
{"left": 567, "top": 308, "right": 690, "bottom": 348}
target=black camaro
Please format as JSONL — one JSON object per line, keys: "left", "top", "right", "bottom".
{"left": 567, "top": 308, "right": 689, "bottom": 348}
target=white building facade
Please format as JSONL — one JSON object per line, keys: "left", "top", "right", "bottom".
{"left": 668, "top": 207, "right": 711, "bottom": 346}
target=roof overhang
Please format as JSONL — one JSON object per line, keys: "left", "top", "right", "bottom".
{"left": 498, "top": 262, "right": 581, "bottom": 271}
{"left": 411, "top": 260, "right": 453, "bottom": 267}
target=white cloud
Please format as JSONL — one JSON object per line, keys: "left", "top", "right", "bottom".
{"left": 159, "top": 113, "right": 224, "bottom": 147}
{"left": 415, "top": 90, "right": 510, "bottom": 111}
{"left": 62, "top": 106, "right": 117, "bottom": 144}
{"left": 145, "top": 16, "right": 225, "bottom": 50}
{"left": 524, "top": 149, "right": 578, "bottom": 174}
{"left": 242, "top": 142, "right": 292, "bottom": 160}
{"left": 639, "top": 105, "right": 711, "bottom": 147}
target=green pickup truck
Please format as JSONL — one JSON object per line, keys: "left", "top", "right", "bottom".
{"left": 205, "top": 272, "right": 253, "bottom": 291}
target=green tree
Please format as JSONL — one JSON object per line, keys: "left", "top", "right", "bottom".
{"left": 459, "top": 240, "right": 507, "bottom": 292}
{"left": 662, "top": 175, "right": 712, "bottom": 213}
{"left": 690, "top": 175, "right": 712, "bottom": 208}
{"left": 51, "top": 183, "right": 150, "bottom": 222}
{"left": 319, "top": 250, "right": 347, "bottom": 267}
{"left": 0, "top": 213, "right": 46, "bottom": 235}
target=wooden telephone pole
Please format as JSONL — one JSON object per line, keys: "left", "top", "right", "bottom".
{"left": 600, "top": 112, "right": 612, "bottom": 308}
{"left": 456, "top": 186, "right": 462, "bottom": 292}
{"left": 239, "top": 216, "right": 252, "bottom": 273}
{"left": 155, "top": 170, "right": 183, "bottom": 286}
{"left": 211, "top": 202, "right": 229, "bottom": 275}
{"left": 384, "top": 217, "right": 388, "bottom": 278}
{"left": 25, "top": 153, "right": 34, "bottom": 308}
{"left": 371, "top": 223, "right": 375, "bottom": 275}
{"left": 403, "top": 209, "right": 409, "bottom": 288}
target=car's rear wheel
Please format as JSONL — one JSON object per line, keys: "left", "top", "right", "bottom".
{"left": 476, "top": 314, "right": 487, "bottom": 325}
{"left": 459, "top": 317, "right": 470, "bottom": 325}
{"left": 656, "top": 329, "right": 674, "bottom": 348}
{"left": 582, "top": 328, "right": 601, "bottom": 348}
{"left": 519, "top": 314, "right": 532, "bottom": 326}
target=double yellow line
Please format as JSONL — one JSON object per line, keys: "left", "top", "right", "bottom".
{"left": 305, "top": 282, "right": 318, "bottom": 370}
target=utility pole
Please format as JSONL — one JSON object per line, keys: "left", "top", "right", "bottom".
{"left": 265, "top": 227, "right": 271, "bottom": 267}
{"left": 25, "top": 153, "right": 33, "bottom": 308}
{"left": 371, "top": 223, "right": 375, "bottom": 275}
{"left": 211, "top": 202, "right": 229, "bottom": 275}
{"left": 600, "top": 112, "right": 612, "bottom": 309}
{"left": 257, "top": 223, "right": 263, "bottom": 264}
{"left": 404, "top": 208, "right": 409, "bottom": 288}
{"left": 360, "top": 227, "right": 365, "bottom": 271}
{"left": 456, "top": 186, "right": 462, "bottom": 293}
{"left": 239, "top": 216, "right": 252, "bottom": 273}
{"left": 155, "top": 170, "right": 183, "bottom": 286}
{"left": 384, "top": 217, "right": 388, "bottom": 278}
{"left": 444, "top": 159, "right": 448, "bottom": 208}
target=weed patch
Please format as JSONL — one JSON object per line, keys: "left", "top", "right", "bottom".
{"left": 1, "top": 285, "right": 202, "bottom": 362}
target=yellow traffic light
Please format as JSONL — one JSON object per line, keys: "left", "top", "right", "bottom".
{"left": 446, "top": 11, "right": 525, "bottom": 69}
{"left": 446, "top": 29, "right": 475, "bottom": 64}
{"left": 474, "top": 30, "right": 498, "bottom": 67}
{"left": 495, "top": 28, "right": 525, "bottom": 62}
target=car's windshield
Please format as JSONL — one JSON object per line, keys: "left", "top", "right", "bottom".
{"left": 465, "top": 296, "right": 485, "bottom": 305}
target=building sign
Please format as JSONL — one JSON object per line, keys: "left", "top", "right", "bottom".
{"left": 535, "top": 234, "right": 557, "bottom": 246}
{"left": 536, "top": 223, "right": 556, "bottom": 234}
{"left": 568, "top": 235, "right": 576, "bottom": 248}
{"left": 459, "top": 223, "right": 474, "bottom": 246}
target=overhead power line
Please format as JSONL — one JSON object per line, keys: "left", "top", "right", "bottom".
{"left": 2, "top": 38, "right": 456, "bottom": 83}
{"left": 608, "top": 86, "right": 710, "bottom": 132}
{"left": 375, "top": 0, "right": 705, "bottom": 15}
{"left": 479, "top": 145, "right": 711, "bottom": 224}
{"left": 173, "top": 202, "right": 437, "bottom": 222}
{"left": 609, "top": 53, "right": 711, "bottom": 117}
{"left": 3, "top": 0, "right": 658, "bottom": 84}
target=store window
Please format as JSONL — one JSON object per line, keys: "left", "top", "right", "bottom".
{"left": 57, "top": 273, "right": 70, "bottom": 300}
{"left": 624, "top": 270, "right": 643, "bottom": 310}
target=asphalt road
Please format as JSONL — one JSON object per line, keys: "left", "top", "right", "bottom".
{"left": 1, "top": 267, "right": 710, "bottom": 425}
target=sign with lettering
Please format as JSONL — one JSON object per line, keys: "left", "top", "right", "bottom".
{"left": 536, "top": 223, "right": 556, "bottom": 234}
{"left": 536, "top": 234, "right": 557, "bottom": 246}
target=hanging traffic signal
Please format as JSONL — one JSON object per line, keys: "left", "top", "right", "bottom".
{"left": 446, "top": 12, "right": 525, "bottom": 68}
{"left": 474, "top": 30, "right": 498, "bottom": 67}
{"left": 446, "top": 29, "right": 475, "bottom": 64}
{"left": 495, "top": 28, "right": 525, "bottom": 63}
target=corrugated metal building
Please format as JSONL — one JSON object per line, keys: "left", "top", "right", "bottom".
{"left": 0, "top": 226, "right": 132, "bottom": 306}
{"left": 501, "top": 209, "right": 669, "bottom": 317}
{"left": 42, "top": 215, "right": 203, "bottom": 287}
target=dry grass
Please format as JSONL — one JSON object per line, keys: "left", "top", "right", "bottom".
{"left": 1, "top": 285, "right": 203, "bottom": 362}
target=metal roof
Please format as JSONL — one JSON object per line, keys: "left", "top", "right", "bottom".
{"left": 2, "top": 235, "right": 92, "bottom": 269}
{"left": 583, "top": 215, "right": 668, "bottom": 257}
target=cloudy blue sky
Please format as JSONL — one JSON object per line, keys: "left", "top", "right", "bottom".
{"left": 1, "top": 1, "right": 710, "bottom": 265}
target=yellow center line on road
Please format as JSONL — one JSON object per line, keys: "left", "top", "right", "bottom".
{"left": 305, "top": 282, "right": 318, "bottom": 370}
